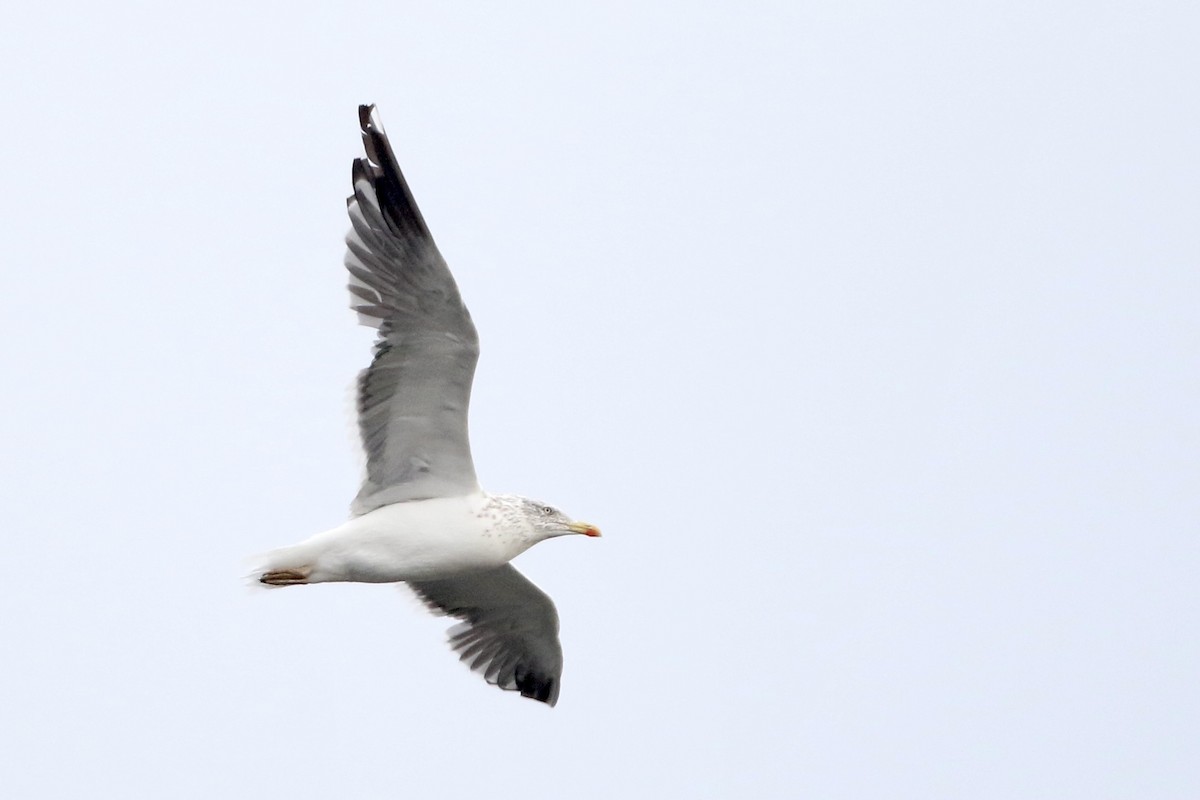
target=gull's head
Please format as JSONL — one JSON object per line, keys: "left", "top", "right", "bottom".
{"left": 516, "top": 497, "right": 602, "bottom": 543}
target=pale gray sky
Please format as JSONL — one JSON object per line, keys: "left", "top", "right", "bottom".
{"left": 2, "top": 2, "right": 1197, "bottom": 797}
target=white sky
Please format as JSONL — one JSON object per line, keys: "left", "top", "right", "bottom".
{"left": 2, "top": 2, "right": 1197, "bottom": 797}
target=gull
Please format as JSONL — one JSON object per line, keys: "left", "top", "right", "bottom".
{"left": 255, "top": 105, "right": 600, "bottom": 706}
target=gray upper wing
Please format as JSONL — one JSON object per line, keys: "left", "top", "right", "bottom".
{"left": 409, "top": 565, "right": 564, "bottom": 706}
{"left": 345, "top": 105, "right": 480, "bottom": 515}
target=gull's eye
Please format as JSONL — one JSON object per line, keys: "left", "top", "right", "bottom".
{"left": 540, "top": 505, "right": 555, "bottom": 516}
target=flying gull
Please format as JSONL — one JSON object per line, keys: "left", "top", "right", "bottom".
{"left": 255, "top": 105, "right": 601, "bottom": 706}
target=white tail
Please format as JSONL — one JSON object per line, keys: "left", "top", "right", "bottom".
{"left": 246, "top": 544, "right": 315, "bottom": 588}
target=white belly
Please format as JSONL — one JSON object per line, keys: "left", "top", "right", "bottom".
{"left": 287, "top": 493, "right": 524, "bottom": 583}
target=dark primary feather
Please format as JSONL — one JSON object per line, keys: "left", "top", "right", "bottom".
{"left": 345, "top": 105, "right": 481, "bottom": 515}
{"left": 410, "top": 565, "right": 565, "bottom": 706}
{"left": 356, "top": 104, "right": 433, "bottom": 240}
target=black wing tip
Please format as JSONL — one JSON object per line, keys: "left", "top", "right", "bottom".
{"left": 358, "top": 104, "right": 381, "bottom": 144}
{"left": 517, "top": 670, "right": 560, "bottom": 707}
{"left": 356, "top": 103, "right": 388, "bottom": 171}
{"left": 349, "top": 103, "right": 434, "bottom": 242}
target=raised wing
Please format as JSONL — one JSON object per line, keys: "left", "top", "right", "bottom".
{"left": 345, "top": 105, "right": 480, "bottom": 515}
{"left": 409, "top": 565, "right": 565, "bottom": 706}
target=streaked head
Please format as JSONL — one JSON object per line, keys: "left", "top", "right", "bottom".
{"left": 519, "top": 498, "right": 602, "bottom": 541}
